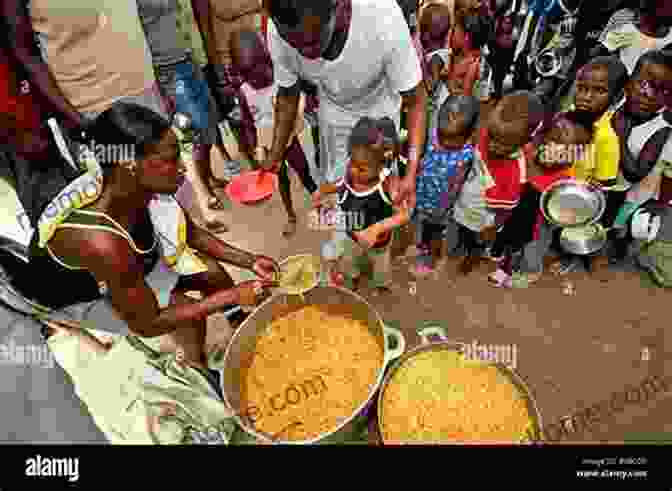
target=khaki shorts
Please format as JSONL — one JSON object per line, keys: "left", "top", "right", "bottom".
{"left": 327, "top": 232, "right": 392, "bottom": 288}
{"left": 82, "top": 82, "right": 169, "bottom": 121}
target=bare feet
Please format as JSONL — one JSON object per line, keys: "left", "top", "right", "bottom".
{"left": 282, "top": 217, "right": 298, "bottom": 237}
{"left": 590, "top": 255, "right": 612, "bottom": 282}
{"left": 458, "top": 256, "right": 480, "bottom": 275}
{"left": 203, "top": 217, "right": 229, "bottom": 234}
{"left": 209, "top": 177, "right": 230, "bottom": 189}
{"left": 371, "top": 286, "right": 392, "bottom": 297}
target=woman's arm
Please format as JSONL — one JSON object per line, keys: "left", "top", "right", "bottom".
{"left": 52, "top": 233, "right": 246, "bottom": 337}
{"left": 185, "top": 215, "right": 256, "bottom": 269}
{"left": 1, "top": 0, "right": 82, "bottom": 128}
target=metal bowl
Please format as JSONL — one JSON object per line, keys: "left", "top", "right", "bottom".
{"left": 540, "top": 179, "right": 606, "bottom": 228}
{"left": 559, "top": 223, "right": 608, "bottom": 255}
{"left": 376, "top": 325, "right": 544, "bottom": 444}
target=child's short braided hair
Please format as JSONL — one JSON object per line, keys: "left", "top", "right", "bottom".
{"left": 437, "top": 95, "right": 481, "bottom": 134}
{"left": 493, "top": 91, "right": 545, "bottom": 137}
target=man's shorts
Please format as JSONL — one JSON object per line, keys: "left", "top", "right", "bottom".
{"left": 81, "top": 82, "right": 169, "bottom": 122}
{"left": 155, "top": 57, "right": 222, "bottom": 145}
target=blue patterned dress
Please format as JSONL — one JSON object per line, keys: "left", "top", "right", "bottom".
{"left": 414, "top": 144, "right": 475, "bottom": 226}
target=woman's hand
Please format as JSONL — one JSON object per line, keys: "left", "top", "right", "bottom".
{"left": 234, "top": 279, "right": 278, "bottom": 306}
{"left": 252, "top": 255, "right": 280, "bottom": 281}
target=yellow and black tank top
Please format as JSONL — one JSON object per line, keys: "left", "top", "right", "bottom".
{"left": 14, "top": 208, "right": 159, "bottom": 309}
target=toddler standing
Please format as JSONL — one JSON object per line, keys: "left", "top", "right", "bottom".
{"left": 314, "top": 118, "right": 410, "bottom": 293}
{"left": 413, "top": 95, "right": 480, "bottom": 275}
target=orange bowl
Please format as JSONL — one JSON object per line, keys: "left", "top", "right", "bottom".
{"left": 225, "top": 170, "right": 278, "bottom": 205}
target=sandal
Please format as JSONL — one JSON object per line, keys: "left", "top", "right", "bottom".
{"left": 488, "top": 268, "right": 511, "bottom": 287}
{"left": 550, "top": 257, "right": 580, "bottom": 276}
{"left": 282, "top": 218, "right": 298, "bottom": 237}
{"left": 412, "top": 262, "right": 434, "bottom": 277}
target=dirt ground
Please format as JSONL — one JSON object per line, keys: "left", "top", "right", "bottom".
{"left": 197, "top": 139, "right": 672, "bottom": 444}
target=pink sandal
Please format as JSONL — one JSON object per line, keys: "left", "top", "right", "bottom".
{"left": 413, "top": 263, "right": 435, "bottom": 277}
{"left": 488, "top": 269, "right": 512, "bottom": 288}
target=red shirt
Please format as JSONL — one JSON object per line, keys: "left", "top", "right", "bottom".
{"left": 0, "top": 46, "right": 43, "bottom": 131}
{"left": 478, "top": 127, "right": 528, "bottom": 210}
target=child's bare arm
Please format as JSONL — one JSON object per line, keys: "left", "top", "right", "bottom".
{"left": 312, "top": 182, "right": 339, "bottom": 207}
{"left": 372, "top": 177, "right": 411, "bottom": 233}
{"left": 319, "top": 183, "right": 339, "bottom": 195}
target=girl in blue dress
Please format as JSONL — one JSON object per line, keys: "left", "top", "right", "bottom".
{"left": 413, "top": 95, "right": 480, "bottom": 275}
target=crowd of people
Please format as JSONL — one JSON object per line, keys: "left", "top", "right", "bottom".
{"left": 1, "top": 0, "right": 672, "bottom": 443}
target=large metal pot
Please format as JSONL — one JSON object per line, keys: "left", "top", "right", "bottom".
{"left": 221, "top": 285, "right": 406, "bottom": 444}
{"left": 376, "top": 325, "right": 544, "bottom": 444}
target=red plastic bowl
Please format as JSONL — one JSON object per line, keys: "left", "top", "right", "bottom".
{"left": 225, "top": 170, "right": 278, "bottom": 205}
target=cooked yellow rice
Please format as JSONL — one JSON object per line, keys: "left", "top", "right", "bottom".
{"left": 380, "top": 349, "right": 535, "bottom": 443}
{"left": 240, "top": 305, "right": 383, "bottom": 441}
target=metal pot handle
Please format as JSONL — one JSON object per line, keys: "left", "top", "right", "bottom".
{"left": 382, "top": 325, "right": 406, "bottom": 365}
{"left": 418, "top": 325, "right": 449, "bottom": 344}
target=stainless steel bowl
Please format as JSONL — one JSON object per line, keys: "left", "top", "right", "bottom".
{"left": 559, "top": 223, "right": 608, "bottom": 255}
{"left": 540, "top": 179, "right": 606, "bottom": 228}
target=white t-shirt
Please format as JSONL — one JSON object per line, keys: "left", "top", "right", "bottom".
{"left": 268, "top": 0, "right": 422, "bottom": 131}
{"left": 240, "top": 83, "right": 275, "bottom": 130}
{"left": 601, "top": 23, "right": 672, "bottom": 74}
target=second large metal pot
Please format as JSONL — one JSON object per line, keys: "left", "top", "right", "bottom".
{"left": 221, "top": 285, "right": 405, "bottom": 444}
{"left": 376, "top": 325, "right": 544, "bottom": 444}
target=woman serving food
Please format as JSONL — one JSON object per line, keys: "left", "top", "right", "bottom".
{"left": 14, "top": 103, "right": 279, "bottom": 444}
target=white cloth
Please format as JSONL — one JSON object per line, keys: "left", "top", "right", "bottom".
{"left": 147, "top": 193, "right": 208, "bottom": 277}
{"left": 452, "top": 150, "right": 496, "bottom": 232}
{"left": 601, "top": 23, "right": 672, "bottom": 74}
{"left": 268, "top": 0, "right": 422, "bottom": 183}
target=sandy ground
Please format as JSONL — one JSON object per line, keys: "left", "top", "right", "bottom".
{"left": 1, "top": 135, "right": 670, "bottom": 444}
